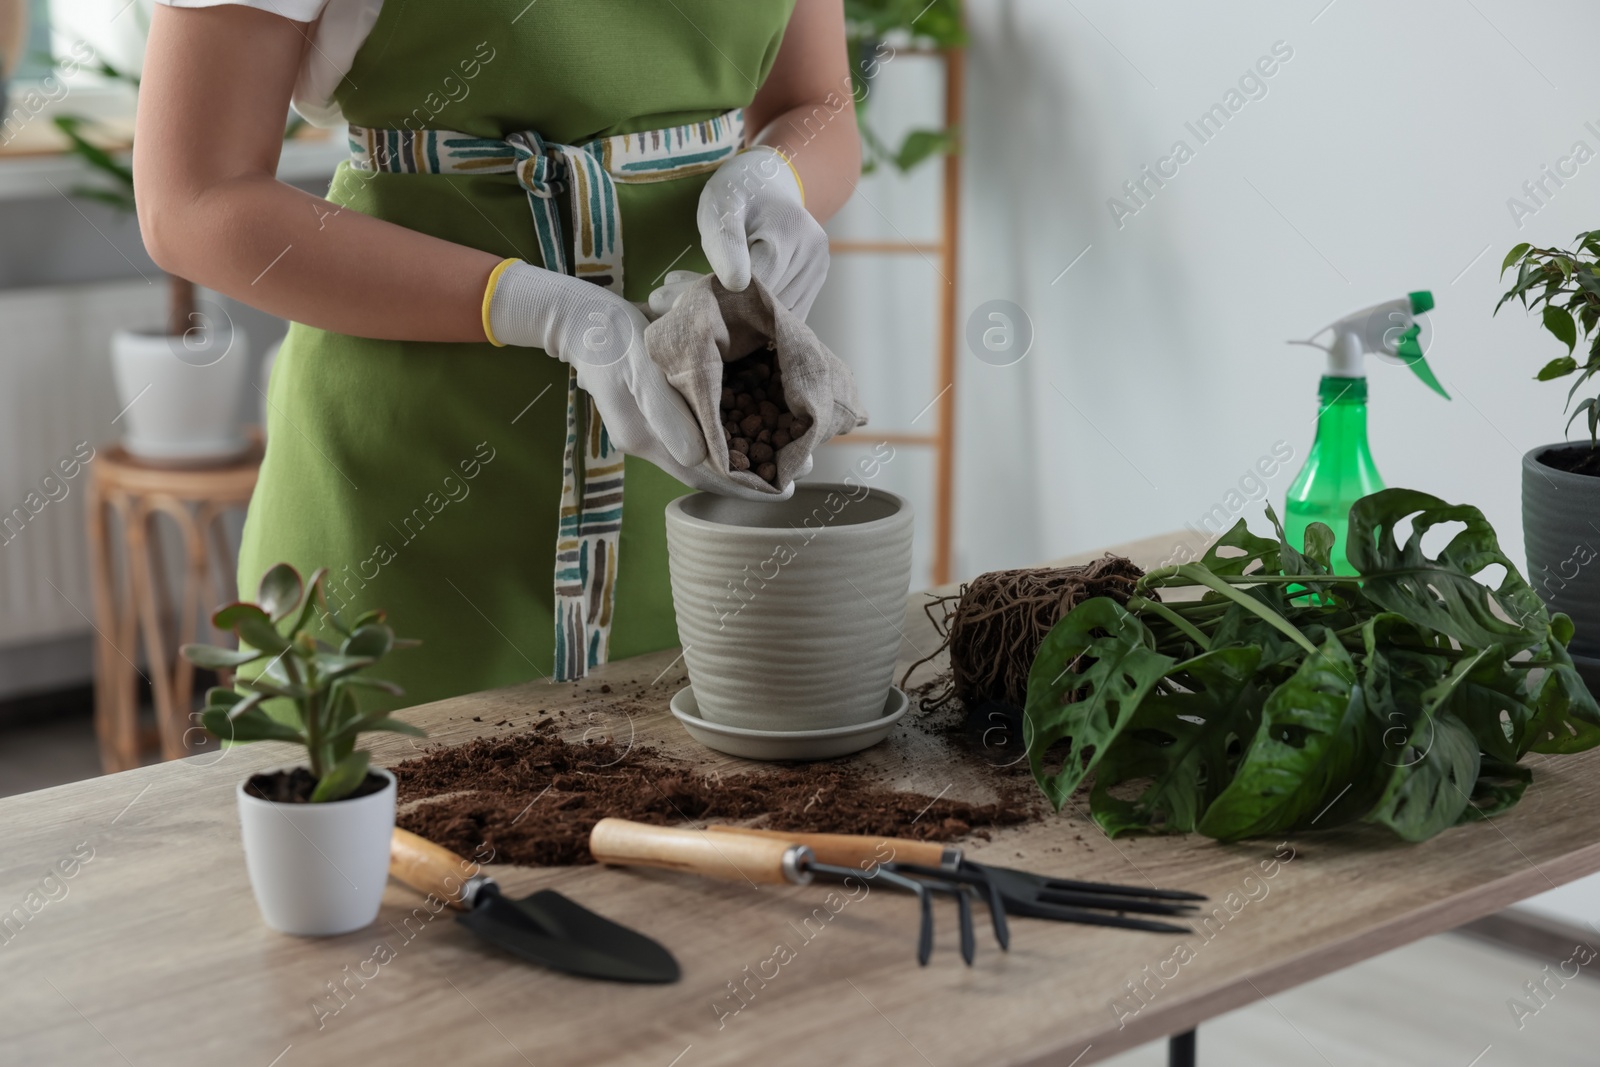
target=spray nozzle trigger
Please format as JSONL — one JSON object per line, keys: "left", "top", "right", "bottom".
{"left": 1394, "top": 324, "right": 1450, "bottom": 399}
{"left": 1289, "top": 291, "right": 1449, "bottom": 400}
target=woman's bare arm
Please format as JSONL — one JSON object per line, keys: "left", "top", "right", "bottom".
{"left": 744, "top": 0, "right": 861, "bottom": 222}
{"left": 135, "top": 5, "right": 497, "bottom": 342}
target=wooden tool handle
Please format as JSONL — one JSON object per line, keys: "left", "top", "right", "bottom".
{"left": 706, "top": 826, "right": 958, "bottom": 869}
{"left": 389, "top": 828, "right": 486, "bottom": 911}
{"left": 589, "top": 818, "right": 809, "bottom": 886}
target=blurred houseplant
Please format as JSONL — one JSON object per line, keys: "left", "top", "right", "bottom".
{"left": 52, "top": 55, "right": 282, "bottom": 464}
{"left": 1499, "top": 233, "right": 1600, "bottom": 679}
{"left": 182, "top": 563, "right": 424, "bottom": 935}
{"left": 845, "top": 0, "right": 963, "bottom": 173}
{"left": 52, "top": 58, "right": 203, "bottom": 335}
{"left": 0, "top": 0, "right": 24, "bottom": 119}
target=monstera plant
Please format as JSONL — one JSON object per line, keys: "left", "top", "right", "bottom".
{"left": 1023, "top": 490, "right": 1599, "bottom": 843}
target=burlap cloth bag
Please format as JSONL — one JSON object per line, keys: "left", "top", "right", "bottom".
{"left": 645, "top": 276, "right": 866, "bottom": 496}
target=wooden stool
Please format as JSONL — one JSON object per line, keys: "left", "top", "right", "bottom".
{"left": 84, "top": 436, "right": 262, "bottom": 772}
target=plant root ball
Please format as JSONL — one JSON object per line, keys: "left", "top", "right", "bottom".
{"left": 718, "top": 348, "right": 796, "bottom": 488}
{"left": 902, "top": 556, "right": 1150, "bottom": 711}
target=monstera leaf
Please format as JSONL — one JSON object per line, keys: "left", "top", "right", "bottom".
{"left": 1198, "top": 636, "right": 1370, "bottom": 841}
{"left": 1089, "top": 645, "right": 1262, "bottom": 836}
{"left": 1023, "top": 598, "right": 1173, "bottom": 810}
{"left": 1346, "top": 489, "right": 1549, "bottom": 651}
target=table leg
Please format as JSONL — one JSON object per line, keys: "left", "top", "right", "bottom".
{"left": 111, "top": 498, "right": 145, "bottom": 768}
{"left": 197, "top": 504, "right": 240, "bottom": 691}
{"left": 85, "top": 478, "right": 128, "bottom": 773}
{"left": 126, "top": 501, "right": 181, "bottom": 762}
{"left": 150, "top": 496, "right": 206, "bottom": 759}
{"left": 1168, "top": 1028, "right": 1196, "bottom": 1067}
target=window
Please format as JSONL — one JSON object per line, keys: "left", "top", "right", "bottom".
{"left": 6, "top": 0, "right": 51, "bottom": 80}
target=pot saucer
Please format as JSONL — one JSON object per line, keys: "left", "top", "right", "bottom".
{"left": 669, "top": 684, "right": 908, "bottom": 761}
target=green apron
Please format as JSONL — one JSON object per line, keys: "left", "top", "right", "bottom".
{"left": 238, "top": 0, "right": 797, "bottom": 707}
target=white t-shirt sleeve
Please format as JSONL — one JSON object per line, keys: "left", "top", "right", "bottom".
{"left": 154, "top": 0, "right": 330, "bottom": 23}
{"left": 152, "top": 0, "right": 383, "bottom": 127}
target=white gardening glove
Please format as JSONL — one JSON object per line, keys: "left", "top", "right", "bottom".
{"left": 646, "top": 269, "right": 707, "bottom": 320}
{"left": 697, "top": 146, "right": 829, "bottom": 323}
{"left": 490, "top": 262, "right": 793, "bottom": 500}
{"left": 488, "top": 261, "right": 709, "bottom": 477}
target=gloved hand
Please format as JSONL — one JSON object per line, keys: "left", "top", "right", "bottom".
{"left": 488, "top": 260, "right": 706, "bottom": 474}
{"left": 697, "top": 146, "right": 829, "bottom": 322}
{"left": 488, "top": 260, "right": 792, "bottom": 500}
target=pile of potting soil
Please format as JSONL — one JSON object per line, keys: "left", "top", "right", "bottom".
{"left": 393, "top": 714, "right": 1039, "bottom": 868}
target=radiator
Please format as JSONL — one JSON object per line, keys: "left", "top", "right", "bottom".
{"left": 0, "top": 279, "right": 161, "bottom": 648}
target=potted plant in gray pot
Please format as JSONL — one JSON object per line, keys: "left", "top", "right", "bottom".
{"left": 182, "top": 563, "right": 424, "bottom": 936}
{"left": 1500, "top": 232, "right": 1600, "bottom": 681}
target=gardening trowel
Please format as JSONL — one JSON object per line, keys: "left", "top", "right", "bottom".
{"left": 389, "top": 828, "right": 679, "bottom": 983}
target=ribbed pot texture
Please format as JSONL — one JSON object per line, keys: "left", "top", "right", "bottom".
{"left": 1523, "top": 444, "right": 1600, "bottom": 660}
{"left": 665, "top": 485, "right": 915, "bottom": 732}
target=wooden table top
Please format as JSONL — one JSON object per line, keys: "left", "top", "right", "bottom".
{"left": 4, "top": 531, "right": 1597, "bottom": 1067}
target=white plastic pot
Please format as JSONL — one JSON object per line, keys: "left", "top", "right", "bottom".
{"left": 111, "top": 323, "right": 250, "bottom": 465}
{"left": 236, "top": 766, "right": 396, "bottom": 937}
{"left": 664, "top": 484, "right": 915, "bottom": 732}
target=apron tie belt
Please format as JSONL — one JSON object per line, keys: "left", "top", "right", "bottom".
{"left": 347, "top": 109, "right": 745, "bottom": 680}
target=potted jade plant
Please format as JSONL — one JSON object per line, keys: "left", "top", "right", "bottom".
{"left": 182, "top": 564, "right": 423, "bottom": 936}
{"left": 1499, "top": 232, "right": 1600, "bottom": 676}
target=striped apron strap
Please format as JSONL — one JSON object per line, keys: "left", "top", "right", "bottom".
{"left": 347, "top": 111, "right": 744, "bottom": 680}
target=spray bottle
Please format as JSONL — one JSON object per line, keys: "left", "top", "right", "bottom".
{"left": 1285, "top": 291, "right": 1448, "bottom": 573}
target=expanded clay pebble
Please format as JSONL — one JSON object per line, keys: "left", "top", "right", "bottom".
{"left": 718, "top": 349, "right": 811, "bottom": 487}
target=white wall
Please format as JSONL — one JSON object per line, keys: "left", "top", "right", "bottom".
{"left": 818, "top": 0, "right": 1600, "bottom": 585}
{"left": 816, "top": 0, "right": 1600, "bottom": 926}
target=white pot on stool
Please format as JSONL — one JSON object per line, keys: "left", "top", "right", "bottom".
{"left": 111, "top": 323, "right": 250, "bottom": 466}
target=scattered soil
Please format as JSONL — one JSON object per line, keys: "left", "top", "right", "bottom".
{"left": 393, "top": 714, "right": 1039, "bottom": 868}
{"left": 1539, "top": 444, "right": 1600, "bottom": 478}
{"left": 719, "top": 349, "right": 809, "bottom": 486}
{"left": 244, "top": 767, "right": 389, "bottom": 803}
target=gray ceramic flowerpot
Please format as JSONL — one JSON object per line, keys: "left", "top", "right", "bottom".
{"left": 664, "top": 484, "right": 914, "bottom": 733}
{"left": 1523, "top": 444, "right": 1600, "bottom": 676}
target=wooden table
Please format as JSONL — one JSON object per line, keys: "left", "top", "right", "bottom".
{"left": 4, "top": 532, "right": 1597, "bottom": 1067}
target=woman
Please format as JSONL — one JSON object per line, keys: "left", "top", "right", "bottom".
{"left": 135, "top": 0, "right": 860, "bottom": 703}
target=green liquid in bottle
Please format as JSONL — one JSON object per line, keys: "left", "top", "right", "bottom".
{"left": 1284, "top": 377, "right": 1382, "bottom": 575}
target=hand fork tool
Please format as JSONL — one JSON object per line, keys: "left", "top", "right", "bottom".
{"left": 588, "top": 818, "right": 1004, "bottom": 966}
{"left": 707, "top": 827, "right": 1203, "bottom": 934}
